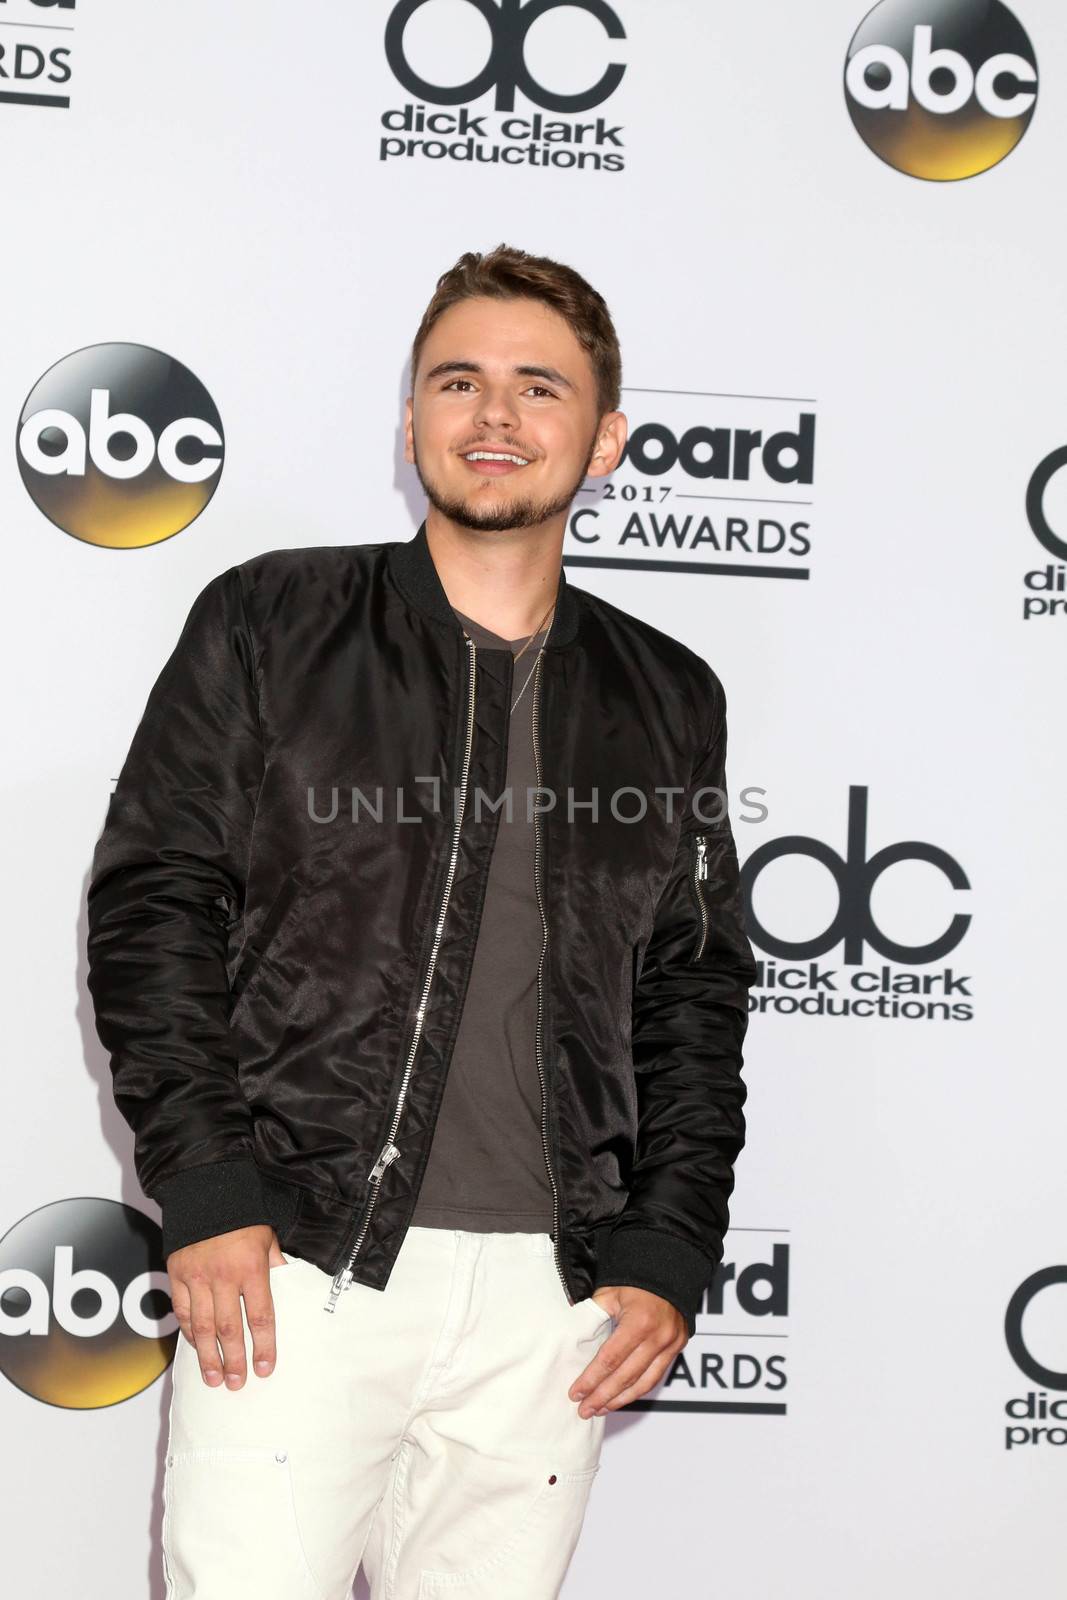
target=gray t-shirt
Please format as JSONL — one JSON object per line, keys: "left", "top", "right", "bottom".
{"left": 409, "top": 606, "right": 555, "bottom": 1232}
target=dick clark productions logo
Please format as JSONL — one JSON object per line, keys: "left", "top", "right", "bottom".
{"left": 1023, "top": 444, "right": 1067, "bottom": 621}
{"left": 1004, "top": 1267, "right": 1067, "bottom": 1451}
{"left": 16, "top": 342, "right": 225, "bottom": 549}
{"left": 380, "top": 0, "right": 627, "bottom": 171}
{"left": 742, "top": 786, "right": 974, "bottom": 1022}
{"left": 844, "top": 0, "right": 1038, "bottom": 180}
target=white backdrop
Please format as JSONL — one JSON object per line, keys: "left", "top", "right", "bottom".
{"left": 1, "top": 1, "right": 1065, "bottom": 1595}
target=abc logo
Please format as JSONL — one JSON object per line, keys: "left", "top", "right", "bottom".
{"left": 0, "top": 1198, "right": 177, "bottom": 1409}
{"left": 385, "top": 0, "right": 626, "bottom": 113}
{"left": 844, "top": 0, "right": 1038, "bottom": 180}
{"left": 17, "top": 342, "right": 225, "bottom": 549}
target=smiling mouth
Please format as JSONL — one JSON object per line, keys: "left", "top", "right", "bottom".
{"left": 460, "top": 449, "right": 532, "bottom": 476}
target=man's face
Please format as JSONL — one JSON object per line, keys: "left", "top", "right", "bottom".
{"left": 404, "top": 295, "right": 625, "bottom": 533}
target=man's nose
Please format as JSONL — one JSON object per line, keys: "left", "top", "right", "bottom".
{"left": 473, "top": 383, "right": 519, "bottom": 433}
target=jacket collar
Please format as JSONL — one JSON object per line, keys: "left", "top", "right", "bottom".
{"left": 387, "top": 521, "right": 581, "bottom": 648}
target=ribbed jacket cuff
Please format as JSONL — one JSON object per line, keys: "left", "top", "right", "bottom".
{"left": 592, "top": 1224, "right": 716, "bottom": 1339}
{"left": 151, "top": 1157, "right": 273, "bottom": 1260}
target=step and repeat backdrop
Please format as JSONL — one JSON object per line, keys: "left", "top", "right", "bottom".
{"left": 1, "top": 1, "right": 1064, "bottom": 1596}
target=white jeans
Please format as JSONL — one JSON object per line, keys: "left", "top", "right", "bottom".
{"left": 162, "top": 1226, "right": 613, "bottom": 1598}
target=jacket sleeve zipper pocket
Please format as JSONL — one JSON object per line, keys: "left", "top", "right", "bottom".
{"left": 691, "top": 832, "right": 710, "bottom": 962}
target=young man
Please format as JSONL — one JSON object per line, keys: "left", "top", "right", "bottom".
{"left": 86, "top": 245, "right": 757, "bottom": 1598}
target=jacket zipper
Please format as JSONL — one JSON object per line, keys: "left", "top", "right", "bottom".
{"left": 531, "top": 651, "right": 572, "bottom": 1302}
{"left": 323, "top": 635, "right": 478, "bottom": 1313}
{"left": 692, "top": 832, "right": 709, "bottom": 962}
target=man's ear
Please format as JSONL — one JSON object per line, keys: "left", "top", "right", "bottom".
{"left": 586, "top": 411, "right": 628, "bottom": 479}
{"left": 403, "top": 395, "right": 415, "bottom": 465}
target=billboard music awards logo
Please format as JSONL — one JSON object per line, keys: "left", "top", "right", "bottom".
{"left": 0, "top": 1198, "right": 177, "bottom": 1409}
{"left": 844, "top": 0, "right": 1038, "bottom": 180}
{"left": 742, "top": 786, "right": 974, "bottom": 1021}
{"left": 634, "top": 1232, "right": 790, "bottom": 1416}
{"left": 1022, "top": 444, "right": 1067, "bottom": 621}
{"left": 564, "top": 387, "right": 816, "bottom": 581}
{"left": 0, "top": 0, "right": 75, "bottom": 110}
{"left": 16, "top": 342, "right": 225, "bottom": 548}
{"left": 379, "top": 0, "right": 627, "bottom": 172}
{"left": 1003, "top": 1267, "right": 1067, "bottom": 1451}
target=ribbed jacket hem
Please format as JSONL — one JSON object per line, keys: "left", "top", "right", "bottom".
{"left": 152, "top": 1157, "right": 297, "bottom": 1260}
{"left": 592, "top": 1223, "right": 716, "bottom": 1338}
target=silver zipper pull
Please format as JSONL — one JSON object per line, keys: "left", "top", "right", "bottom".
{"left": 695, "top": 835, "right": 708, "bottom": 879}
{"left": 369, "top": 1142, "right": 401, "bottom": 1183}
{"left": 324, "top": 1268, "right": 352, "bottom": 1312}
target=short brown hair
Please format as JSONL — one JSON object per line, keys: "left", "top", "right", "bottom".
{"left": 411, "top": 244, "right": 622, "bottom": 416}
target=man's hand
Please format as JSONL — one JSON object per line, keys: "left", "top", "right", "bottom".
{"left": 167, "top": 1224, "right": 288, "bottom": 1391}
{"left": 568, "top": 1285, "right": 687, "bottom": 1418}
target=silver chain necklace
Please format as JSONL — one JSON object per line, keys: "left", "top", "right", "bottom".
{"left": 460, "top": 597, "right": 556, "bottom": 716}
{"left": 510, "top": 637, "right": 545, "bottom": 715}
{"left": 509, "top": 596, "right": 556, "bottom": 714}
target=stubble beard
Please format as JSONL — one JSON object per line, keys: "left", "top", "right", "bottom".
{"left": 412, "top": 434, "right": 599, "bottom": 534}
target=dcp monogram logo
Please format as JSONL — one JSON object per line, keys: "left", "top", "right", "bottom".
{"left": 1005, "top": 1268, "right": 1067, "bottom": 1390}
{"left": 385, "top": 0, "right": 626, "bottom": 112}
{"left": 1026, "top": 445, "right": 1067, "bottom": 563}
{"left": 844, "top": 0, "right": 1038, "bottom": 180}
{"left": 742, "top": 785, "right": 971, "bottom": 964}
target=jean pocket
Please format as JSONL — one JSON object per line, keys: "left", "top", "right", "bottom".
{"left": 164, "top": 1445, "right": 326, "bottom": 1599}
{"left": 417, "top": 1463, "right": 601, "bottom": 1597}
{"left": 574, "top": 1295, "right": 613, "bottom": 1338}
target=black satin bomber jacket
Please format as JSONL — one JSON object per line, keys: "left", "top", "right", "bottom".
{"left": 85, "top": 523, "right": 757, "bottom": 1337}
